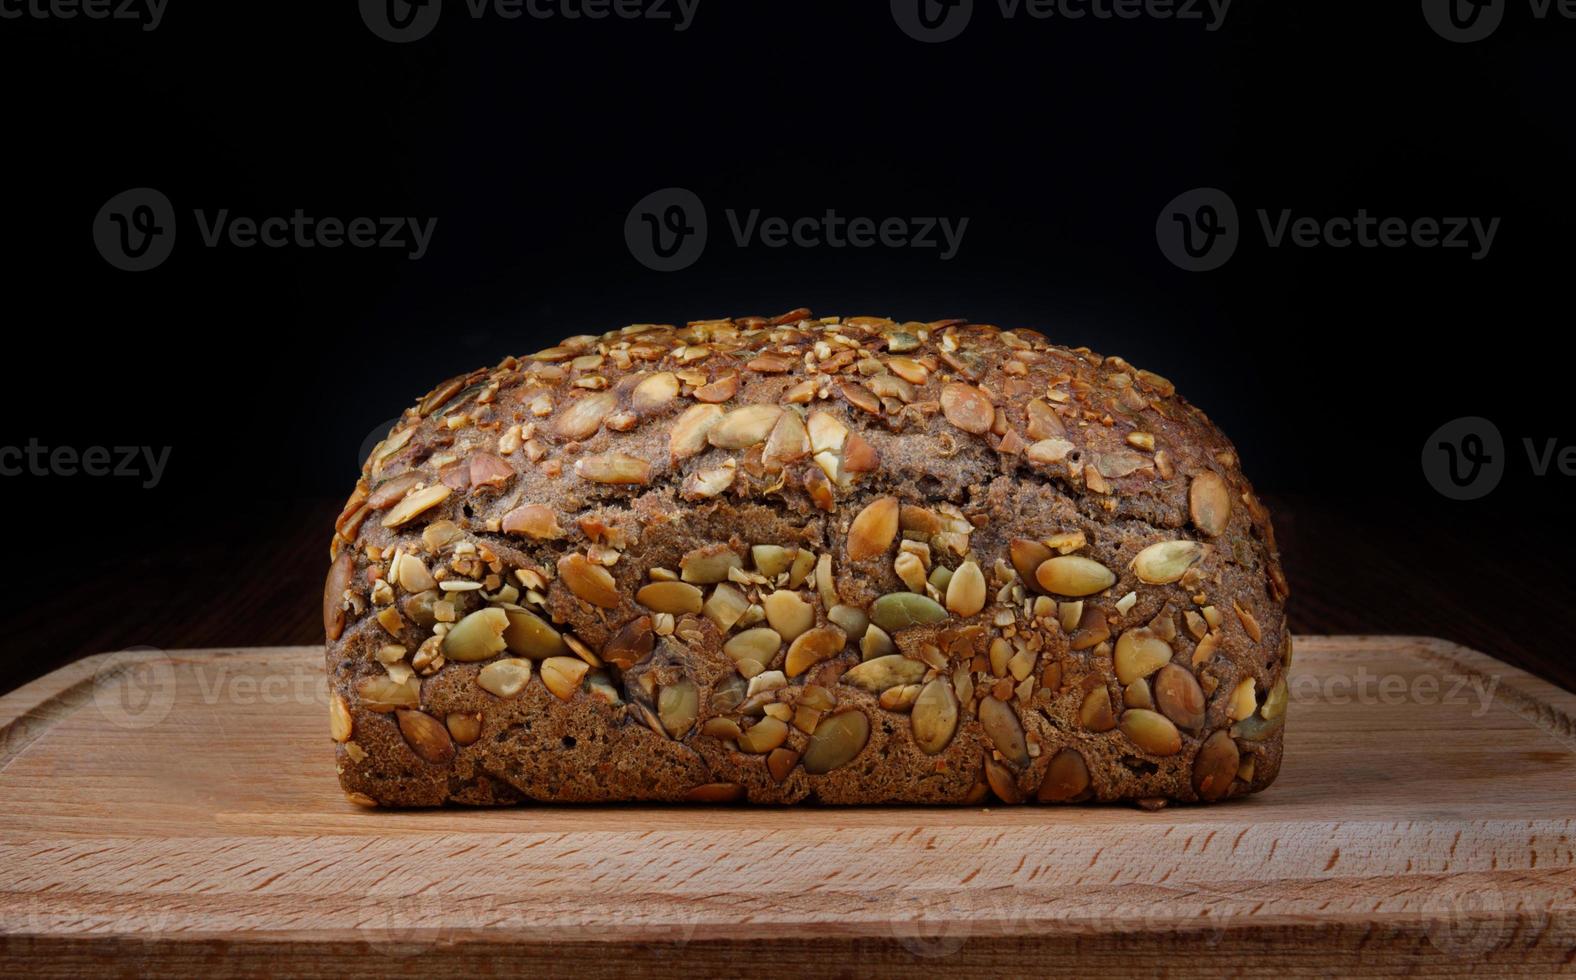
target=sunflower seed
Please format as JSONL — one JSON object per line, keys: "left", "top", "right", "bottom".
{"left": 575, "top": 452, "right": 651, "bottom": 485}
{"left": 1009, "top": 538, "right": 1053, "bottom": 589}
{"left": 680, "top": 545, "right": 743, "bottom": 584}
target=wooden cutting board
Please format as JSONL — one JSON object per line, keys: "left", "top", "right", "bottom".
{"left": 1, "top": 637, "right": 1573, "bottom": 977}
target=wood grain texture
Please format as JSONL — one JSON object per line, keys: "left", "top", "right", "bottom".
{"left": 1, "top": 637, "right": 1574, "bottom": 977}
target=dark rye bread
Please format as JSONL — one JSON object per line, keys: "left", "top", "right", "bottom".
{"left": 324, "top": 309, "right": 1291, "bottom": 807}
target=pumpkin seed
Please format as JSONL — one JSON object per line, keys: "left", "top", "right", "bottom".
{"left": 554, "top": 390, "right": 616, "bottom": 440}
{"left": 784, "top": 626, "right": 847, "bottom": 678}
{"left": 355, "top": 675, "right": 420, "bottom": 712}
{"left": 848, "top": 496, "right": 900, "bottom": 560}
{"left": 940, "top": 382, "right": 994, "bottom": 434}
{"left": 979, "top": 696, "right": 1029, "bottom": 766}
{"left": 1079, "top": 684, "right": 1117, "bottom": 732}
{"left": 724, "top": 627, "right": 783, "bottom": 673}
{"left": 445, "top": 711, "right": 483, "bottom": 746}
{"left": 1035, "top": 556, "right": 1115, "bottom": 597}
{"left": 842, "top": 654, "right": 927, "bottom": 693}
{"left": 1113, "top": 627, "right": 1173, "bottom": 685}
{"left": 737, "top": 716, "right": 789, "bottom": 754}
{"left": 443, "top": 607, "right": 510, "bottom": 662}
{"left": 637, "top": 581, "right": 704, "bottom": 615}
{"left": 329, "top": 693, "right": 352, "bottom": 742}
{"left": 868, "top": 592, "right": 949, "bottom": 632}
{"left": 1153, "top": 663, "right": 1206, "bottom": 729}
{"left": 501, "top": 503, "right": 563, "bottom": 540}
{"left": 803, "top": 711, "right": 870, "bottom": 774}
{"left": 910, "top": 678, "right": 959, "bottom": 755}
{"left": 984, "top": 758, "right": 1024, "bottom": 804}
{"left": 540, "top": 656, "right": 589, "bottom": 701}
{"left": 1132, "top": 540, "right": 1204, "bottom": 585}
{"left": 558, "top": 553, "right": 620, "bottom": 608}
{"left": 477, "top": 658, "right": 533, "bottom": 698}
{"left": 1192, "top": 729, "right": 1239, "bottom": 800}
{"left": 657, "top": 679, "right": 699, "bottom": 738}
{"left": 945, "top": 560, "right": 986, "bottom": 617}
{"left": 502, "top": 606, "right": 567, "bottom": 659}
{"left": 1189, "top": 471, "right": 1232, "bottom": 537}
{"left": 680, "top": 545, "right": 743, "bottom": 583}
{"left": 601, "top": 615, "right": 654, "bottom": 670}
{"left": 708, "top": 404, "right": 783, "bottom": 449}
{"left": 396, "top": 709, "right": 455, "bottom": 764}
{"left": 1120, "top": 708, "right": 1182, "bottom": 756}
{"left": 860, "top": 623, "right": 895, "bottom": 661}
{"left": 827, "top": 604, "right": 869, "bottom": 640}
{"left": 670, "top": 403, "right": 724, "bottom": 460}
{"left": 1036, "top": 748, "right": 1091, "bottom": 803}
{"left": 630, "top": 372, "right": 680, "bottom": 414}
{"left": 1009, "top": 538, "right": 1053, "bottom": 589}
{"left": 1226, "top": 677, "right": 1258, "bottom": 721}
{"left": 762, "top": 589, "right": 814, "bottom": 641}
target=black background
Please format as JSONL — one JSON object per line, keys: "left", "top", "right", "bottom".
{"left": 2, "top": 0, "right": 1573, "bottom": 695}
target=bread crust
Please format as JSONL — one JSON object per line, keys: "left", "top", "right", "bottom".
{"left": 325, "top": 310, "right": 1289, "bottom": 807}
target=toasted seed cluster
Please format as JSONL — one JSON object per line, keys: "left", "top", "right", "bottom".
{"left": 325, "top": 309, "right": 1290, "bottom": 807}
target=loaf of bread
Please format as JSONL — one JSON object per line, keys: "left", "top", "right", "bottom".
{"left": 324, "top": 309, "right": 1290, "bottom": 807}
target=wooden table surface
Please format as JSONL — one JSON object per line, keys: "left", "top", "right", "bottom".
{"left": 2, "top": 636, "right": 1573, "bottom": 977}
{"left": 3, "top": 493, "right": 1571, "bottom": 699}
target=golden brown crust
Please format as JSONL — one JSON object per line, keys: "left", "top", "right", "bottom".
{"left": 324, "top": 310, "right": 1290, "bottom": 807}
